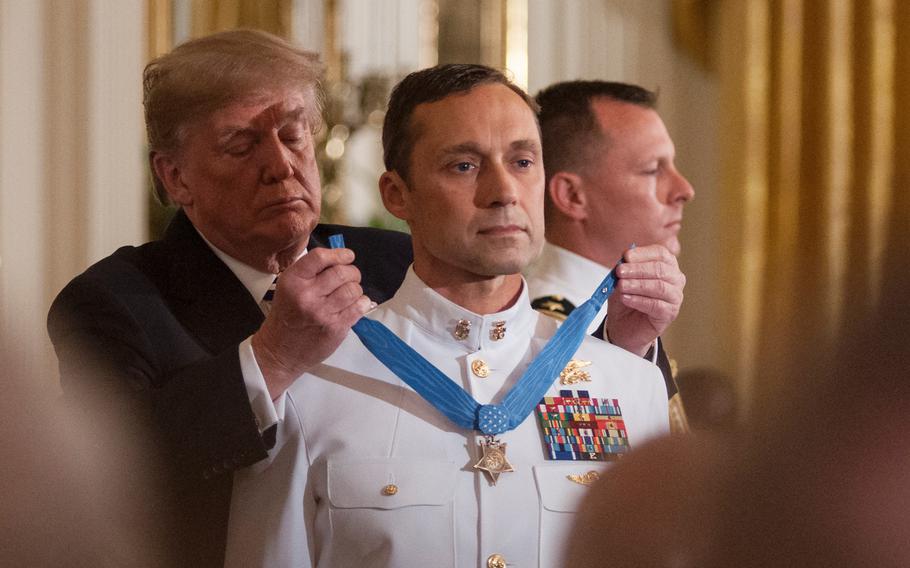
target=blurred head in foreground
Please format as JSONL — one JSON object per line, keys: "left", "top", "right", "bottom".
{"left": 567, "top": 258, "right": 910, "bottom": 567}
{"left": 0, "top": 324, "right": 170, "bottom": 565}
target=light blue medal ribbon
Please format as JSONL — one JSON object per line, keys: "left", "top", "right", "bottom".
{"left": 331, "top": 234, "right": 622, "bottom": 436}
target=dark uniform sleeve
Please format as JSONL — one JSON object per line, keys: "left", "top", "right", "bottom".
{"left": 649, "top": 338, "right": 678, "bottom": 399}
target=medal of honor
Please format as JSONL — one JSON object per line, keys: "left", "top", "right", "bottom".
{"left": 473, "top": 437, "right": 514, "bottom": 484}
{"left": 333, "top": 234, "right": 627, "bottom": 488}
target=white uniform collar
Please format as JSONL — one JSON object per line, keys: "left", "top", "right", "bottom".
{"left": 525, "top": 241, "right": 610, "bottom": 305}
{"left": 196, "top": 228, "right": 306, "bottom": 304}
{"left": 382, "top": 267, "right": 538, "bottom": 353}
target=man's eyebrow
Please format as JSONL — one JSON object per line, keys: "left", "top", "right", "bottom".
{"left": 215, "top": 127, "right": 255, "bottom": 146}
{"left": 510, "top": 139, "right": 540, "bottom": 153}
{"left": 438, "top": 142, "right": 484, "bottom": 158}
{"left": 640, "top": 150, "right": 674, "bottom": 164}
{"left": 438, "top": 139, "right": 541, "bottom": 158}
{"left": 282, "top": 107, "right": 307, "bottom": 122}
{"left": 216, "top": 107, "right": 309, "bottom": 143}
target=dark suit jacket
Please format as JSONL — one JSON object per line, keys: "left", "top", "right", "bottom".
{"left": 47, "top": 211, "right": 412, "bottom": 566}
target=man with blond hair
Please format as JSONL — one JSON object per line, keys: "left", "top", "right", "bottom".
{"left": 47, "top": 30, "right": 411, "bottom": 565}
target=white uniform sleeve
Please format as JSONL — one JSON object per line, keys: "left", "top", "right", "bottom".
{"left": 225, "top": 393, "right": 315, "bottom": 566}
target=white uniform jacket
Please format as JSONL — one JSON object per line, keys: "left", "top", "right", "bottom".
{"left": 524, "top": 241, "right": 614, "bottom": 334}
{"left": 225, "top": 268, "right": 669, "bottom": 567}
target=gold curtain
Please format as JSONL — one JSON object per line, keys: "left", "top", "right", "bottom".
{"left": 714, "top": 0, "right": 910, "bottom": 411}
{"left": 147, "top": 0, "right": 293, "bottom": 59}
{"left": 148, "top": 0, "right": 173, "bottom": 58}
{"left": 190, "top": 0, "right": 293, "bottom": 38}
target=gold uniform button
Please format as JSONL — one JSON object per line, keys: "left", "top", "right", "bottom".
{"left": 471, "top": 359, "right": 490, "bottom": 378}
{"left": 487, "top": 553, "right": 506, "bottom": 568}
{"left": 381, "top": 484, "right": 398, "bottom": 496}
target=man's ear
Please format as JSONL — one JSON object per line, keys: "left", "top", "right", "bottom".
{"left": 150, "top": 151, "right": 193, "bottom": 207}
{"left": 547, "top": 171, "right": 587, "bottom": 221}
{"left": 379, "top": 170, "right": 410, "bottom": 221}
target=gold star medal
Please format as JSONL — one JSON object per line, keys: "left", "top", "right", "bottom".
{"left": 473, "top": 437, "right": 514, "bottom": 485}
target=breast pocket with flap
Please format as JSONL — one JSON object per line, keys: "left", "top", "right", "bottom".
{"left": 321, "top": 458, "right": 458, "bottom": 567}
{"left": 533, "top": 463, "right": 613, "bottom": 568}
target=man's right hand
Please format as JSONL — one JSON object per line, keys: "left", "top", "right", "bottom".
{"left": 605, "top": 244, "right": 685, "bottom": 357}
{"left": 251, "top": 247, "right": 373, "bottom": 399}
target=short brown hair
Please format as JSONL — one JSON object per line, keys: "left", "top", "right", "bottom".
{"left": 535, "top": 81, "right": 657, "bottom": 186}
{"left": 382, "top": 63, "right": 539, "bottom": 181}
{"left": 143, "top": 29, "right": 323, "bottom": 203}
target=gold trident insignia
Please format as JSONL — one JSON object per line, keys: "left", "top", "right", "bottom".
{"left": 566, "top": 470, "right": 601, "bottom": 485}
{"left": 559, "top": 359, "right": 592, "bottom": 385}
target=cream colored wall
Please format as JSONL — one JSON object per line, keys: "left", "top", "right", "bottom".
{"left": 0, "top": 0, "right": 146, "bottom": 385}
{"left": 0, "top": 0, "right": 723, "bottom": 388}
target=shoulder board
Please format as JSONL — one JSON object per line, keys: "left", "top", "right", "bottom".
{"left": 531, "top": 295, "right": 576, "bottom": 321}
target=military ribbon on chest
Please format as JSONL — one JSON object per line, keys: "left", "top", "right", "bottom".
{"left": 536, "top": 389, "right": 630, "bottom": 461}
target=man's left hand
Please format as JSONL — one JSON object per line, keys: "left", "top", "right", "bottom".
{"left": 605, "top": 244, "right": 685, "bottom": 357}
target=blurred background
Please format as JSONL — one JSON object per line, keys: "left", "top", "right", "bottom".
{"left": 1, "top": 0, "right": 908, "bottom": 418}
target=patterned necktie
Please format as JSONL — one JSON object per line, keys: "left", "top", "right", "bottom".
{"left": 261, "top": 276, "right": 278, "bottom": 315}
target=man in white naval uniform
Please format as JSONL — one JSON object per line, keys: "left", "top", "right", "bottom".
{"left": 225, "top": 65, "right": 669, "bottom": 568}
{"left": 525, "top": 82, "right": 695, "bottom": 430}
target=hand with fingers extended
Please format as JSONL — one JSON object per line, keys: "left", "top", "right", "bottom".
{"left": 251, "top": 247, "right": 374, "bottom": 399}
{"left": 605, "top": 244, "right": 686, "bottom": 357}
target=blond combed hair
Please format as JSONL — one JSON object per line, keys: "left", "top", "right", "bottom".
{"left": 143, "top": 29, "right": 324, "bottom": 203}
